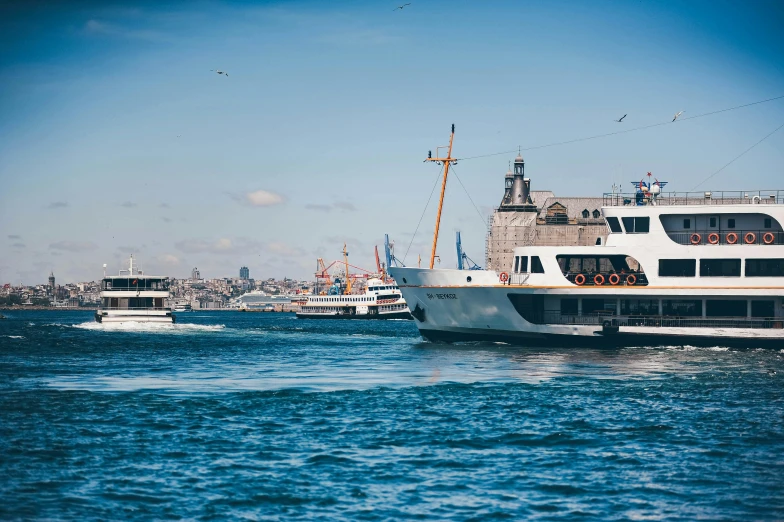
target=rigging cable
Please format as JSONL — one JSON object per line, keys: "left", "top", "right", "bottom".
{"left": 403, "top": 164, "right": 444, "bottom": 263}
{"left": 457, "top": 94, "right": 784, "bottom": 161}
{"left": 691, "top": 120, "right": 784, "bottom": 190}
{"left": 450, "top": 165, "right": 487, "bottom": 228}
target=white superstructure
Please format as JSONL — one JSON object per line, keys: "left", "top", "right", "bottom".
{"left": 391, "top": 188, "right": 784, "bottom": 347}
{"left": 296, "top": 278, "right": 411, "bottom": 319}
{"left": 95, "top": 255, "right": 174, "bottom": 323}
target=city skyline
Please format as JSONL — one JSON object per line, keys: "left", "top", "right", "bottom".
{"left": 2, "top": 0, "right": 783, "bottom": 283}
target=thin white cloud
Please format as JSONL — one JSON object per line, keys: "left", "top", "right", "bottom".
{"left": 8, "top": 235, "right": 21, "bottom": 239}
{"left": 160, "top": 254, "right": 181, "bottom": 266}
{"left": 12, "top": 242, "right": 25, "bottom": 249}
{"left": 121, "top": 201, "right": 137, "bottom": 208}
{"left": 47, "top": 201, "right": 69, "bottom": 209}
{"left": 175, "top": 237, "right": 262, "bottom": 255}
{"left": 245, "top": 190, "right": 284, "bottom": 207}
{"left": 50, "top": 241, "right": 98, "bottom": 252}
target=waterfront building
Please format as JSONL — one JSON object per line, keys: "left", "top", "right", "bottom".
{"left": 485, "top": 155, "right": 606, "bottom": 272}
{"left": 240, "top": 266, "right": 249, "bottom": 279}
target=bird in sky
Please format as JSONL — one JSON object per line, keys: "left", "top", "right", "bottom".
{"left": 210, "top": 69, "right": 228, "bottom": 77}
{"left": 393, "top": 3, "right": 411, "bottom": 10}
{"left": 672, "top": 111, "right": 684, "bottom": 122}
{"left": 615, "top": 114, "right": 627, "bottom": 123}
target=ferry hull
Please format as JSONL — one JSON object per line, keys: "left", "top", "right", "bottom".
{"left": 95, "top": 312, "right": 175, "bottom": 324}
{"left": 296, "top": 311, "right": 412, "bottom": 320}
{"left": 417, "top": 326, "right": 784, "bottom": 349}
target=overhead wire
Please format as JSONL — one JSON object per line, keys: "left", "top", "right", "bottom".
{"left": 457, "top": 94, "right": 784, "bottom": 161}
{"left": 691, "top": 120, "right": 784, "bottom": 190}
{"left": 403, "top": 164, "right": 444, "bottom": 263}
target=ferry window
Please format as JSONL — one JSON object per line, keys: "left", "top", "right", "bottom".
{"left": 606, "top": 217, "right": 622, "bottom": 233}
{"left": 700, "top": 259, "right": 741, "bottom": 277}
{"left": 621, "top": 217, "right": 649, "bottom": 233}
{"left": 727, "top": 218, "right": 736, "bottom": 229}
{"left": 621, "top": 299, "right": 658, "bottom": 315}
{"left": 751, "top": 300, "right": 775, "bottom": 317}
{"left": 683, "top": 219, "right": 691, "bottom": 229}
{"left": 663, "top": 300, "right": 701, "bottom": 317}
{"left": 531, "top": 256, "right": 544, "bottom": 273}
{"left": 595, "top": 237, "right": 602, "bottom": 245}
{"left": 560, "top": 298, "right": 578, "bottom": 315}
{"left": 659, "top": 259, "right": 696, "bottom": 277}
{"left": 514, "top": 256, "right": 519, "bottom": 273}
{"left": 583, "top": 299, "right": 615, "bottom": 315}
{"left": 706, "top": 300, "right": 746, "bottom": 317}
{"left": 764, "top": 218, "right": 772, "bottom": 228}
{"left": 745, "top": 258, "right": 784, "bottom": 277}
{"left": 519, "top": 256, "right": 529, "bottom": 273}
{"left": 709, "top": 217, "right": 717, "bottom": 227}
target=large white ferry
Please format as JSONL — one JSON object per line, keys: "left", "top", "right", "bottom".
{"left": 94, "top": 256, "right": 175, "bottom": 323}
{"left": 389, "top": 126, "right": 784, "bottom": 347}
{"left": 296, "top": 278, "right": 411, "bottom": 319}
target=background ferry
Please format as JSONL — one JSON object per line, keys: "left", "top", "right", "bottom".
{"left": 95, "top": 256, "right": 175, "bottom": 323}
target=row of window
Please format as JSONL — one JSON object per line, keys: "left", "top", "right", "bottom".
{"left": 606, "top": 216, "right": 650, "bottom": 234}
{"left": 311, "top": 296, "right": 380, "bottom": 302}
{"left": 581, "top": 209, "right": 602, "bottom": 219}
{"left": 513, "top": 255, "right": 545, "bottom": 274}
{"left": 683, "top": 217, "right": 773, "bottom": 229}
{"left": 560, "top": 298, "right": 775, "bottom": 318}
{"left": 658, "top": 258, "right": 784, "bottom": 277}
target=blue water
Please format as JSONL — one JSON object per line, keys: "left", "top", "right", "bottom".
{"left": 1, "top": 311, "right": 783, "bottom": 520}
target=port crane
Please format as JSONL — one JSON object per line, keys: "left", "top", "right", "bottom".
{"left": 313, "top": 243, "right": 377, "bottom": 295}
{"left": 455, "top": 231, "right": 482, "bottom": 270}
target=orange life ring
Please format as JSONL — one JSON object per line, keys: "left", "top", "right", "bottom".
{"left": 744, "top": 232, "right": 756, "bottom": 244}
{"left": 499, "top": 272, "right": 509, "bottom": 283}
{"left": 763, "top": 232, "right": 775, "bottom": 245}
{"left": 726, "top": 232, "right": 738, "bottom": 245}
{"left": 626, "top": 274, "right": 637, "bottom": 285}
{"left": 574, "top": 274, "right": 586, "bottom": 286}
{"left": 708, "top": 233, "right": 720, "bottom": 244}
{"left": 593, "top": 274, "right": 605, "bottom": 286}
{"left": 609, "top": 273, "right": 620, "bottom": 285}
{"left": 690, "top": 233, "right": 701, "bottom": 245}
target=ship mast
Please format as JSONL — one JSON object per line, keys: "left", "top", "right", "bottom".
{"left": 342, "top": 243, "right": 352, "bottom": 294}
{"left": 424, "top": 124, "right": 457, "bottom": 269}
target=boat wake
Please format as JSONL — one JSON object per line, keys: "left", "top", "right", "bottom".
{"left": 72, "top": 322, "right": 225, "bottom": 333}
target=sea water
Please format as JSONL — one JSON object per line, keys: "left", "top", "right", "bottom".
{"left": 0, "top": 310, "right": 782, "bottom": 520}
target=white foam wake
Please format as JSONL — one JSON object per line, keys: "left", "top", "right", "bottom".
{"left": 72, "top": 321, "right": 225, "bottom": 333}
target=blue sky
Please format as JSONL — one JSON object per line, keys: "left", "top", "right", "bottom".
{"left": 1, "top": 0, "right": 783, "bottom": 284}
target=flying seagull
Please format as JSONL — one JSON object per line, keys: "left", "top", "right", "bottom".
{"left": 210, "top": 69, "right": 228, "bottom": 77}
{"left": 393, "top": 3, "right": 411, "bottom": 10}
{"left": 672, "top": 110, "right": 683, "bottom": 122}
{"left": 615, "top": 114, "right": 627, "bottom": 123}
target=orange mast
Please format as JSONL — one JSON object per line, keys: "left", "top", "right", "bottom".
{"left": 424, "top": 124, "right": 457, "bottom": 269}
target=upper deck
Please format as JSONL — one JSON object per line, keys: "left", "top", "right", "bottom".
{"left": 603, "top": 190, "right": 784, "bottom": 207}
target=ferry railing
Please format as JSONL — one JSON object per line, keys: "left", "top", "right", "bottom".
{"left": 665, "top": 230, "right": 784, "bottom": 246}
{"left": 603, "top": 190, "right": 784, "bottom": 207}
{"left": 542, "top": 312, "right": 783, "bottom": 329}
{"left": 506, "top": 273, "right": 531, "bottom": 285}
{"left": 99, "top": 307, "right": 172, "bottom": 311}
